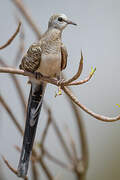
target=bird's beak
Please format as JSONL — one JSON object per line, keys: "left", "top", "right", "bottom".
{"left": 63, "top": 19, "right": 77, "bottom": 26}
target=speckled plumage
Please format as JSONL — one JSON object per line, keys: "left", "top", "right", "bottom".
{"left": 18, "top": 14, "right": 76, "bottom": 178}
{"left": 20, "top": 16, "right": 68, "bottom": 78}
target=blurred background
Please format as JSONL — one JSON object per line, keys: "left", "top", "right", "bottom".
{"left": 0, "top": 0, "right": 120, "bottom": 179}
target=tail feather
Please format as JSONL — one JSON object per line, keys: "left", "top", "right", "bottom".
{"left": 17, "top": 82, "right": 45, "bottom": 177}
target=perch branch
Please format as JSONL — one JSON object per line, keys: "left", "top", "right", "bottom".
{"left": 0, "top": 66, "right": 120, "bottom": 122}
{"left": 0, "top": 22, "right": 21, "bottom": 50}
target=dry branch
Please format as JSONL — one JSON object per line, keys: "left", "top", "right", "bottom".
{"left": 43, "top": 103, "right": 74, "bottom": 163}
{"left": 63, "top": 86, "right": 120, "bottom": 122}
{"left": 0, "top": 94, "right": 23, "bottom": 135}
{"left": 38, "top": 157, "right": 53, "bottom": 180}
{"left": 2, "top": 156, "right": 28, "bottom": 180}
{"left": 14, "top": 22, "right": 25, "bottom": 66}
{"left": 62, "top": 51, "right": 83, "bottom": 86}
{"left": 42, "top": 148, "right": 74, "bottom": 171}
{"left": 0, "top": 59, "right": 26, "bottom": 116}
{"left": 12, "top": 0, "right": 41, "bottom": 39}
{"left": 69, "top": 102, "right": 88, "bottom": 172}
{"left": 65, "top": 125, "right": 78, "bottom": 164}
{"left": 31, "top": 161, "right": 39, "bottom": 180}
{"left": 0, "top": 22, "right": 21, "bottom": 50}
{"left": 0, "top": 66, "right": 120, "bottom": 122}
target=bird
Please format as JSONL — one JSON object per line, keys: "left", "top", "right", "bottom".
{"left": 17, "top": 13, "right": 77, "bottom": 178}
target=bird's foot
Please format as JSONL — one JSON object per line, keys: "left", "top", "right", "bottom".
{"left": 57, "top": 78, "right": 65, "bottom": 86}
{"left": 34, "top": 72, "right": 43, "bottom": 80}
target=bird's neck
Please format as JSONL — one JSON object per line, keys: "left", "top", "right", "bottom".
{"left": 44, "top": 28, "right": 62, "bottom": 42}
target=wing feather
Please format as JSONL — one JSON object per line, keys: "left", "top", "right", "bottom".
{"left": 61, "top": 44, "right": 68, "bottom": 70}
{"left": 19, "top": 43, "right": 42, "bottom": 72}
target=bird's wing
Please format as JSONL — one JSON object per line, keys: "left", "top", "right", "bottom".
{"left": 19, "top": 43, "right": 42, "bottom": 72}
{"left": 61, "top": 43, "right": 68, "bottom": 70}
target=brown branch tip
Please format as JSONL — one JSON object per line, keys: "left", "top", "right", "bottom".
{"left": 0, "top": 22, "right": 21, "bottom": 50}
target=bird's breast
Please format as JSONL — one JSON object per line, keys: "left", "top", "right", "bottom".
{"left": 37, "top": 53, "right": 61, "bottom": 77}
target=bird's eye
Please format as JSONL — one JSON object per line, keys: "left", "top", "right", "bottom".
{"left": 58, "top": 17, "right": 63, "bottom": 22}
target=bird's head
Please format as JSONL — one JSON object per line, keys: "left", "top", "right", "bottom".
{"left": 48, "top": 14, "right": 77, "bottom": 31}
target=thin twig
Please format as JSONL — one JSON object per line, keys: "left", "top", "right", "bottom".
{"left": 2, "top": 156, "right": 28, "bottom": 180}
{"left": 65, "top": 69, "right": 96, "bottom": 86}
{"left": 14, "top": 22, "right": 25, "bottom": 66}
{"left": 43, "top": 148, "right": 74, "bottom": 171}
{"left": 12, "top": 0, "right": 41, "bottom": 39}
{"left": 31, "top": 160, "right": 39, "bottom": 180}
{"left": 63, "top": 73, "right": 88, "bottom": 177}
{"left": 1, "top": 66, "right": 120, "bottom": 122}
{"left": 40, "top": 106, "right": 51, "bottom": 147}
{"left": 65, "top": 125, "right": 78, "bottom": 164}
{"left": 0, "top": 94, "right": 23, "bottom": 135}
{"left": 38, "top": 157, "right": 53, "bottom": 180}
{"left": 0, "top": 60, "right": 26, "bottom": 116}
{"left": 0, "top": 22, "right": 21, "bottom": 50}
{"left": 52, "top": 119, "right": 74, "bottom": 162}
{"left": 62, "top": 86, "right": 120, "bottom": 122}
{"left": 43, "top": 103, "right": 74, "bottom": 163}
{"left": 2, "top": 156, "right": 18, "bottom": 175}
{"left": 69, "top": 102, "right": 88, "bottom": 172}
{"left": 61, "top": 51, "right": 83, "bottom": 86}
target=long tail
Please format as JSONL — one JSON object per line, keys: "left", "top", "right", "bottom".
{"left": 17, "top": 82, "right": 46, "bottom": 177}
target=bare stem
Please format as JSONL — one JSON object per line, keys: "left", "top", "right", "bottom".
{"left": 0, "top": 22, "right": 21, "bottom": 50}
{"left": 38, "top": 157, "right": 53, "bottom": 180}
{"left": 42, "top": 147, "right": 74, "bottom": 171}
{"left": 0, "top": 59, "right": 26, "bottom": 117}
{"left": 62, "top": 86, "right": 120, "bottom": 122}
{"left": 0, "top": 66, "right": 120, "bottom": 122}
{"left": 62, "top": 52, "right": 83, "bottom": 85}
{"left": 0, "top": 94, "right": 23, "bottom": 135}
{"left": 2, "top": 156, "right": 28, "bottom": 180}
{"left": 31, "top": 161, "right": 39, "bottom": 180}
{"left": 43, "top": 103, "right": 74, "bottom": 162}
{"left": 12, "top": 0, "right": 41, "bottom": 39}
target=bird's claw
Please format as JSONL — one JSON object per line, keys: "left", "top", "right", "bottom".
{"left": 57, "top": 79, "right": 65, "bottom": 86}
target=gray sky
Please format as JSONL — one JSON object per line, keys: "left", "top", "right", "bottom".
{"left": 0, "top": 0, "right": 120, "bottom": 179}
